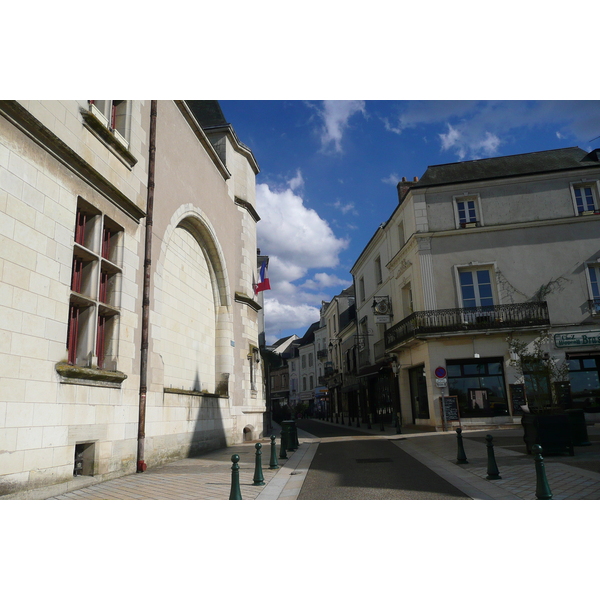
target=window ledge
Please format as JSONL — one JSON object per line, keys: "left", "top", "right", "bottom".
{"left": 56, "top": 361, "right": 127, "bottom": 388}
{"left": 164, "top": 388, "right": 227, "bottom": 398}
{"left": 80, "top": 108, "right": 137, "bottom": 169}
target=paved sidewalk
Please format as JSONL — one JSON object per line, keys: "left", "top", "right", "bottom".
{"left": 48, "top": 427, "right": 319, "bottom": 501}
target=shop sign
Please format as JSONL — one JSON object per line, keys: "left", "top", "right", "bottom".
{"left": 554, "top": 331, "right": 600, "bottom": 348}
{"left": 375, "top": 314, "right": 391, "bottom": 323}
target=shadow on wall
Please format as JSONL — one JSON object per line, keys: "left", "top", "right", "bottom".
{"left": 185, "top": 370, "right": 228, "bottom": 458}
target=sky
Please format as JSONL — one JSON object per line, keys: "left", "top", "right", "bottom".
{"left": 220, "top": 100, "right": 600, "bottom": 345}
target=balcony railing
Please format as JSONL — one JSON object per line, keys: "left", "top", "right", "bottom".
{"left": 385, "top": 302, "right": 550, "bottom": 349}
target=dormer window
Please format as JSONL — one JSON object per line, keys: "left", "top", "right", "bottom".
{"left": 453, "top": 194, "right": 483, "bottom": 229}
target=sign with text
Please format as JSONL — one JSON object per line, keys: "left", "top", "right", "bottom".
{"left": 441, "top": 396, "right": 460, "bottom": 421}
{"left": 554, "top": 331, "right": 600, "bottom": 348}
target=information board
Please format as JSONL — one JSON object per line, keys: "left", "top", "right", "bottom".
{"left": 509, "top": 384, "right": 526, "bottom": 415}
{"left": 441, "top": 396, "right": 460, "bottom": 421}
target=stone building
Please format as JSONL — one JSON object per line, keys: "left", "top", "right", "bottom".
{"left": 352, "top": 147, "right": 600, "bottom": 430}
{"left": 0, "top": 100, "right": 265, "bottom": 498}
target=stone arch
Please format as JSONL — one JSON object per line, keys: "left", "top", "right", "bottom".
{"left": 154, "top": 205, "right": 233, "bottom": 394}
{"left": 243, "top": 425, "right": 255, "bottom": 441}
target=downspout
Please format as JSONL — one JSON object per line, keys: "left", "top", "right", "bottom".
{"left": 137, "top": 100, "right": 157, "bottom": 473}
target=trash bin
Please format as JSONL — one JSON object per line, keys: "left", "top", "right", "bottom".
{"left": 281, "top": 420, "right": 297, "bottom": 451}
{"left": 565, "top": 409, "right": 591, "bottom": 446}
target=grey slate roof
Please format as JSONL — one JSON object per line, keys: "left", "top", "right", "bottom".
{"left": 414, "top": 147, "right": 599, "bottom": 189}
{"left": 185, "top": 101, "right": 228, "bottom": 128}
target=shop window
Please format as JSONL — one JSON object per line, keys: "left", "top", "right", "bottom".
{"left": 447, "top": 358, "right": 508, "bottom": 417}
{"left": 568, "top": 356, "right": 600, "bottom": 411}
{"left": 67, "top": 198, "right": 122, "bottom": 369}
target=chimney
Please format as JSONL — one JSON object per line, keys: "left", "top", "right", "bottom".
{"left": 397, "top": 176, "right": 419, "bottom": 204}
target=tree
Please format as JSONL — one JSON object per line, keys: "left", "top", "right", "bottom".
{"left": 507, "top": 332, "right": 570, "bottom": 410}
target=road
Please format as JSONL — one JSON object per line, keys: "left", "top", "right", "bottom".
{"left": 295, "top": 419, "right": 470, "bottom": 500}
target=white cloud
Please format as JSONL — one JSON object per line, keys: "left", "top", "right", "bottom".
{"left": 439, "top": 123, "right": 502, "bottom": 160}
{"left": 287, "top": 169, "right": 304, "bottom": 191}
{"left": 384, "top": 100, "right": 600, "bottom": 161}
{"left": 382, "top": 173, "right": 400, "bottom": 185}
{"left": 262, "top": 298, "right": 320, "bottom": 345}
{"left": 303, "top": 272, "right": 352, "bottom": 290}
{"left": 256, "top": 180, "right": 350, "bottom": 340}
{"left": 332, "top": 199, "right": 358, "bottom": 215}
{"left": 317, "top": 100, "right": 366, "bottom": 153}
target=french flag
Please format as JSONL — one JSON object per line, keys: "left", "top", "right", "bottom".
{"left": 254, "top": 261, "right": 271, "bottom": 294}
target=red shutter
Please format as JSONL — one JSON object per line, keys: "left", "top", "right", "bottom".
{"left": 97, "top": 315, "right": 106, "bottom": 369}
{"left": 74, "top": 210, "right": 87, "bottom": 245}
{"left": 67, "top": 305, "right": 80, "bottom": 365}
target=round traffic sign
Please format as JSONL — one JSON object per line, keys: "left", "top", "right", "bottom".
{"left": 434, "top": 366, "right": 447, "bottom": 378}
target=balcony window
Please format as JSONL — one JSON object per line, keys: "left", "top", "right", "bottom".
{"left": 458, "top": 268, "right": 495, "bottom": 308}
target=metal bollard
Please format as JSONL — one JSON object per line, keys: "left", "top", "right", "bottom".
{"left": 456, "top": 428, "right": 468, "bottom": 464}
{"left": 533, "top": 444, "right": 553, "bottom": 500}
{"left": 253, "top": 443, "right": 265, "bottom": 486}
{"left": 395, "top": 412, "right": 402, "bottom": 435}
{"left": 269, "top": 435, "right": 279, "bottom": 469}
{"left": 485, "top": 434, "right": 501, "bottom": 480}
{"left": 229, "top": 454, "right": 242, "bottom": 500}
{"left": 279, "top": 429, "right": 288, "bottom": 460}
{"left": 292, "top": 421, "right": 299, "bottom": 450}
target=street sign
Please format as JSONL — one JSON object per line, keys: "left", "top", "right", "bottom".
{"left": 434, "top": 366, "right": 447, "bottom": 378}
{"left": 435, "top": 378, "right": 447, "bottom": 388}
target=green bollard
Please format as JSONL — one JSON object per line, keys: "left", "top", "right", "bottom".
{"left": 253, "top": 443, "right": 265, "bottom": 486}
{"left": 279, "top": 429, "right": 288, "bottom": 460}
{"left": 456, "top": 428, "right": 468, "bottom": 464}
{"left": 229, "top": 454, "right": 242, "bottom": 500}
{"left": 485, "top": 434, "right": 501, "bottom": 480}
{"left": 269, "top": 435, "right": 279, "bottom": 469}
{"left": 533, "top": 444, "right": 553, "bottom": 500}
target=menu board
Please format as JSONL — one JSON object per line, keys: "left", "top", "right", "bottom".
{"left": 509, "top": 384, "right": 526, "bottom": 415}
{"left": 441, "top": 396, "right": 460, "bottom": 421}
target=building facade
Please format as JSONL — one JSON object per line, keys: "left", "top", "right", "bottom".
{"left": 353, "top": 147, "right": 600, "bottom": 430}
{"left": 0, "top": 100, "right": 266, "bottom": 498}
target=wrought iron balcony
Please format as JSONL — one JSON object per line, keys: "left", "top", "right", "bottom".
{"left": 385, "top": 301, "right": 550, "bottom": 349}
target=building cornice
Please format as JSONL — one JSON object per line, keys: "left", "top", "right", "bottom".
{"left": 234, "top": 196, "right": 261, "bottom": 222}
{"left": 0, "top": 100, "right": 146, "bottom": 222}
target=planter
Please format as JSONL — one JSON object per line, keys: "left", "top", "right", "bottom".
{"left": 521, "top": 413, "right": 574, "bottom": 456}
{"left": 565, "top": 409, "right": 591, "bottom": 446}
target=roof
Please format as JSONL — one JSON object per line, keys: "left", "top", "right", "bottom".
{"left": 298, "top": 321, "right": 320, "bottom": 346}
{"left": 414, "top": 147, "right": 599, "bottom": 189}
{"left": 185, "top": 101, "right": 228, "bottom": 128}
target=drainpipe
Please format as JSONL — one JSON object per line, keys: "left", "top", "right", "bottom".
{"left": 137, "top": 100, "right": 157, "bottom": 473}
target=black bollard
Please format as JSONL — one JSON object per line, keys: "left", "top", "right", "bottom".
{"left": 395, "top": 412, "right": 402, "bottom": 435}
{"left": 533, "top": 444, "right": 553, "bottom": 500}
{"left": 269, "top": 435, "right": 279, "bottom": 469}
{"left": 485, "top": 434, "right": 501, "bottom": 480}
{"left": 456, "top": 428, "right": 468, "bottom": 464}
{"left": 253, "top": 442, "right": 265, "bottom": 486}
{"left": 367, "top": 414, "right": 372, "bottom": 430}
{"left": 279, "top": 429, "right": 288, "bottom": 460}
{"left": 229, "top": 454, "right": 242, "bottom": 500}
{"left": 340, "top": 412, "right": 345, "bottom": 425}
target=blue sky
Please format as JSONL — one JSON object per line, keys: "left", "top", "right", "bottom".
{"left": 220, "top": 100, "right": 600, "bottom": 344}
